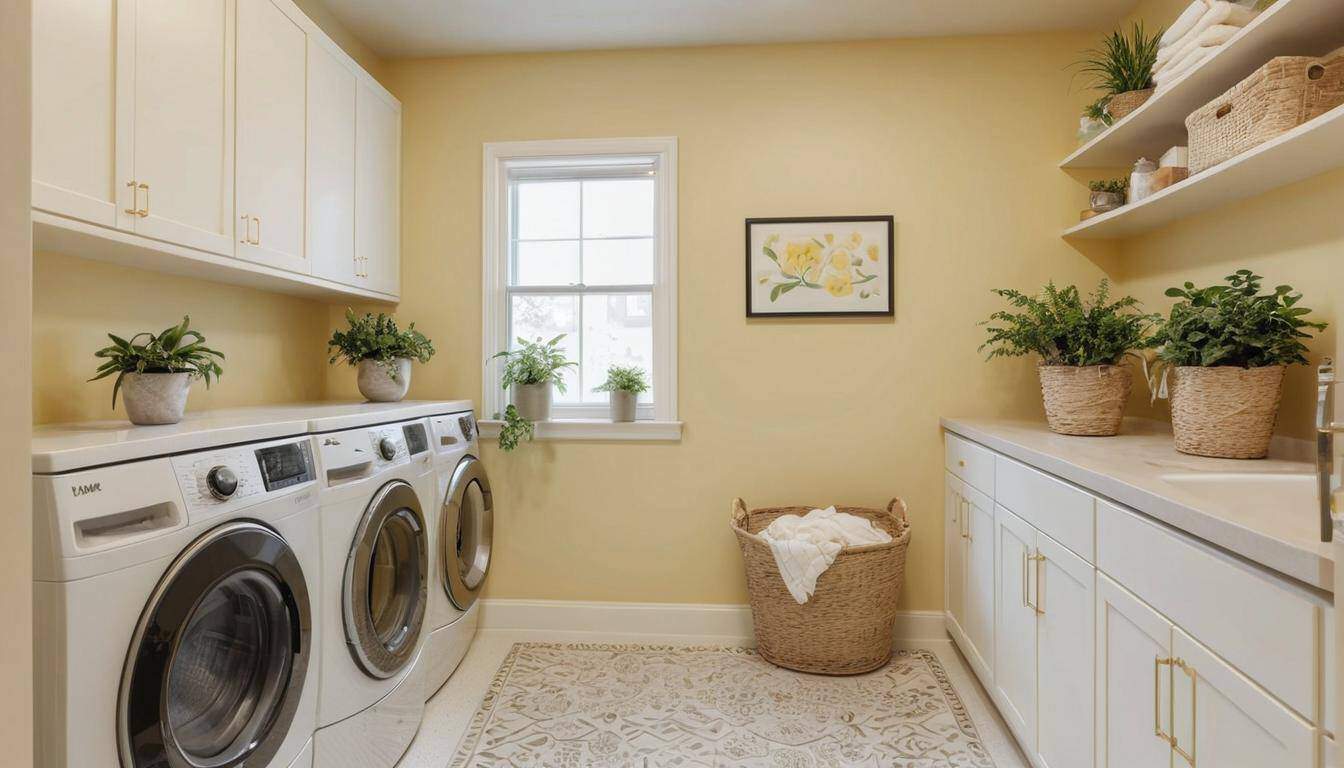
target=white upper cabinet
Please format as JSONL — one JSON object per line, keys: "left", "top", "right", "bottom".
{"left": 235, "top": 0, "right": 307, "bottom": 272}
{"left": 356, "top": 79, "right": 401, "bottom": 297}
{"left": 32, "top": 0, "right": 120, "bottom": 227}
{"left": 129, "top": 0, "right": 236, "bottom": 256}
{"left": 307, "top": 38, "right": 358, "bottom": 287}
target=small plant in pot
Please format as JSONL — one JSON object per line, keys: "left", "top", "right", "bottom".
{"left": 1074, "top": 22, "right": 1162, "bottom": 120}
{"left": 490, "top": 335, "right": 577, "bottom": 451}
{"left": 594, "top": 365, "right": 649, "bottom": 423}
{"left": 1149, "top": 270, "right": 1327, "bottom": 459}
{"left": 90, "top": 316, "right": 224, "bottom": 426}
{"left": 327, "top": 309, "right": 435, "bottom": 402}
{"left": 1088, "top": 178, "right": 1128, "bottom": 213}
{"left": 982, "top": 280, "right": 1157, "bottom": 436}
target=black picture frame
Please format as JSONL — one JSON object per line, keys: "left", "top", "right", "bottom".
{"left": 744, "top": 215, "right": 895, "bottom": 318}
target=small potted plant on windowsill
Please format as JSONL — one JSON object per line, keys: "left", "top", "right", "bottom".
{"left": 491, "top": 332, "right": 576, "bottom": 416}
{"left": 1148, "top": 270, "right": 1327, "bottom": 459}
{"left": 594, "top": 365, "right": 649, "bottom": 423}
{"left": 89, "top": 316, "right": 224, "bottom": 426}
{"left": 327, "top": 309, "right": 435, "bottom": 402}
{"left": 982, "top": 279, "right": 1157, "bottom": 436}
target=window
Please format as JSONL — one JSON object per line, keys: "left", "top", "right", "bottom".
{"left": 482, "top": 138, "right": 678, "bottom": 437}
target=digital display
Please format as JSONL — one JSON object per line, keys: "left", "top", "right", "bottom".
{"left": 403, "top": 423, "right": 429, "bottom": 455}
{"left": 255, "top": 442, "right": 314, "bottom": 491}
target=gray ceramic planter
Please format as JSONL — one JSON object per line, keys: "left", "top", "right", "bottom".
{"left": 121, "top": 372, "right": 192, "bottom": 425}
{"left": 512, "top": 382, "right": 552, "bottom": 421}
{"left": 357, "top": 358, "right": 411, "bottom": 402}
{"left": 609, "top": 390, "right": 637, "bottom": 422}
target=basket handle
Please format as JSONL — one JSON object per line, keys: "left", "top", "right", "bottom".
{"left": 1215, "top": 103, "right": 1232, "bottom": 120}
{"left": 731, "top": 497, "right": 749, "bottom": 525}
{"left": 886, "top": 497, "right": 909, "bottom": 523}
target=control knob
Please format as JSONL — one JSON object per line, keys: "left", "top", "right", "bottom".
{"left": 206, "top": 465, "right": 239, "bottom": 500}
{"left": 378, "top": 437, "right": 398, "bottom": 461}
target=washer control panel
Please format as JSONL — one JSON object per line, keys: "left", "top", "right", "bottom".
{"left": 429, "top": 411, "right": 478, "bottom": 457}
{"left": 171, "top": 437, "right": 315, "bottom": 520}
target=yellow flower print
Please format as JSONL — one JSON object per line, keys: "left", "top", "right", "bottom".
{"left": 782, "top": 240, "right": 823, "bottom": 281}
{"left": 825, "top": 271, "right": 854, "bottom": 297}
{"left": 848, "top": 232, "right": 863, "bottom": 250}
{"left": 765, "top": 234, "right": 781, "bottom": 249}
{"left": 824, "top": 233, "right": 835, "bottom": 245}
{"left": 866, "top": 244, "right": 879, "bottom": 261}
{"left": 829, "top": 249, "right": 851, "bottom": 271}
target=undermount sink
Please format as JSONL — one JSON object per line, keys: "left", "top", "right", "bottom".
{"left": 1159, "top": 472, "right": 1320, "bottom": 512}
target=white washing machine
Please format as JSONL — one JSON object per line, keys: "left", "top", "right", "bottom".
{"left": 32, "top": 413, "right": 322, "bottom": 768}
{"left": 422, "top": 407, "right": 492, "bottom": 699}
{"left": 309, "top": 412, "right": 438, "bottom": 768}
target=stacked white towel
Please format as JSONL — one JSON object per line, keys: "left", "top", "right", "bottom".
{"left": 759, "top": 506, "right": 892, "bottom": 605}
{"left": 1152, "top": 1, "right": 1260, "bottom": 89}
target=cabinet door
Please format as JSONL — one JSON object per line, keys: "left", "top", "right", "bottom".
{"left": 1096, "top": 574, "right": 1173, "bottom": 768}
{"left": 235, "top": 0, "right": 306, "bottom": 272}
{"left": 945, "top": 472, "right": 966, "bottom": 638}
{"left": 1171, "top": 627, "right": 1313, "bottom": 768}
{"left": 307, "top": 38, "right": 358, "bottom": 287}
{"left": 963, "top": 482, "right": 995, "bottom": 680}
{"left": 129, "top": 0, "right": 235, "bottom": 255}
{"left": 32, "top": 0, "right": 124, "bottom": 227}
{"left": 995, "top": 504, "right": 1038, "bottom": 750}
{"left": 355, "top": 79, "right": 400, "bottom": 296}
{"left": 1036, "top": 532, "right": 1095, "bottom": 768}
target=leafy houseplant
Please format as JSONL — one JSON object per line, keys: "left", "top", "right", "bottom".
{"left": 1088, "top": 178, "right": 1128, "bottom": 213}
{"left": 594, "top": 365, "right": 649, "bottom": 423}
{"left": 496, "top": 405, "right": 535, "bottom": 452}
{"left": 327, "top": 309, "right": 435, "bottom": 402}
{"left": 90, "top": 316, "right": 224, "bottom": 425}
{"left": 490, "top": 335, "right": 577, "bottom": 450}
{"left": 1074, "top": 22, "right": 1163, "bottom": 120}
{"left": 1149, "top": 270, "right": 1327, "bottom": 458}
{"left": 1078, "top": 96, "right": 1113, "bottom": 142}
{"left": 982, "top": 280, "right": 1157, "bottom": 436}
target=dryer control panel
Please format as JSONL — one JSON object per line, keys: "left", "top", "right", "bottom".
{"left": 170, "top": 437, "right": 315, "bottom": 523}
{"left": 429, "top": 411, "right": 478, "bottom": 458}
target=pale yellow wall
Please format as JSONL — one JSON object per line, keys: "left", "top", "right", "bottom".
{"left": 345, "top": 36, "right": 1111, "bottom": 608}
{"left": 291, "top": 0, "right": 388, "bottom": 81}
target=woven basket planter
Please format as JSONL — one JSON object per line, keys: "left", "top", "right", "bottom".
{"left": 1187, "top": 47, "right": 1344, "bottom": 174}
{"left": 731, "top": 498, "right": 910, "bottom": 675}
{"left": 1169, "top": 365, "right": 1286, "bottom": 459}
{"left": 1038, "top": 364, "right": 1132, "bottom": 437}
{"left": 1107, "top": 88, "right": 1154, "bottom": 120}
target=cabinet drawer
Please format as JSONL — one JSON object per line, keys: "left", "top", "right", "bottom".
{"left": 945, "top": 432, "right": 994, "bottom": 496}
{"left": 995, "top": 456, "right": 1095, "bottom": 563}
{"left": 1097, "top": 500, "right": 1318, "bottom": 718}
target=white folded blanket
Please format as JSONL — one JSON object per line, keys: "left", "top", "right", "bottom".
{"left": 1156, "top": 23, "right": 1241, "bottom": 71}
{"left": 759, "top": 506, "right": 892, "bottom": 605}
{"left": 1156, "top": 47, "right": 1215, "bottom": 88}
{"left": 1161, "top": 0, "right": 1211, "bottom": 47}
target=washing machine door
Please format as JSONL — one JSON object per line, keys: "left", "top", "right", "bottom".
{"left": 343, "top": 479, "right": 428, "bottom": 679}
{"left": 442, "top": 455, "right": 493, "bottom": 611}
{"left": 118, "top": 520, "right": 311, "bottom": 768}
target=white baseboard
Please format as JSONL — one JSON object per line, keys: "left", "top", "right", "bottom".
{"left": 478, "top": 599, "right": 948, "bottom": 646}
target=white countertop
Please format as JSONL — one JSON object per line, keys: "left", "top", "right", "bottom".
{"left": 941, "top": 417, "right": 1333, "bottom": 593}
{"left": 33, "top": 400, "right": 474, "bottom": 474}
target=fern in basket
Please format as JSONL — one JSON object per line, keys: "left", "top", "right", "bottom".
{"left": 981, "top": 279, "right": 1158, "bottom": 367}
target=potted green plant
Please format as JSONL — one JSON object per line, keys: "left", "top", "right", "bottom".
{"left": 1149, "top": 270, "right": 1327, "bottom": 459}
{"left": 594, "top": 365, "right": 649, "bottom": 423}
{"left": 982, "top": 280, "right": 1157, "bottom": 436}
{"left": 490, "top": 334, "right": 577, "bottom": 422}
{"left": 1078, "top": 96, "right": 1113, "bottom": 142}
{"left": 89, "top": 316, "right": 224, "bottom": 425}
{"left": 1088, "top": 178, "right": 1128, "bottom": 213}
{"left": 327, "top": 309, "right": 435, "bottom": 402}
{"left": 1075, "top": 22, "right": 1163, "bottom": 120}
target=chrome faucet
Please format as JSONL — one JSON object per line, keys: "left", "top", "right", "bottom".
{"left": 1318, "top": 358, "right": 1342, "bottom": 542}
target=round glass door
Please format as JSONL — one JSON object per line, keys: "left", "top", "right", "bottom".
{"left": 344, "top": 480, "right": 428, "bottom": 678}
{"left": 119, "top": 521, "right": 311, "bottom": 768}
{"left": 442, "top": 456, "right": 493, "bottom": 610}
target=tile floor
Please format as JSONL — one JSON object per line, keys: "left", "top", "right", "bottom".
{"left": 398, "top": 630, "right": 1028, "bottom": 767}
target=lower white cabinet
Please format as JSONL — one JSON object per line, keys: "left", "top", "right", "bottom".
{"left": 995, "top": 504, "right": 1038, "bottom": 748}
{"left": 1036, "top": 532, "right": 1095, "bottom": 768}
{"left": 1097, "top": 573, "right": 1178, "bottom": 768}
{"left": 945, "top": 473, "right": 994, "bottom": 680}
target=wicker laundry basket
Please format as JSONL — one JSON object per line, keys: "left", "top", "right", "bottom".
{"left": 731, "top": 498, "right": 911, "bottom": 675}
{"left": 1187, "top": 47, "right": 1344, "bottom": 174}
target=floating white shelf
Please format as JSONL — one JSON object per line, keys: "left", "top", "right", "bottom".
{"left": 1062, "top": 103, "right": 1344, "bottom": 239}
{"left": 1060, "top": 0, "right": 1344, "bottom": 169}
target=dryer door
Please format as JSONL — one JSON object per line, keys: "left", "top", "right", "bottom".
{"left": 119, "top": 520, "right": 311, "bottom": 768}
{"left": 442, "top": 455, "right": 493, "bottom": 611}
{"left": 343, "top": 479, "right": 428, "bottom": 678}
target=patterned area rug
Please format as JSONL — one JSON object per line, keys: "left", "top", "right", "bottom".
{"left": 450, "top": 643, "right": 995, "bottom": 767}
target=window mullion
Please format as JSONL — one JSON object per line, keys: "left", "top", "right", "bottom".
{"left": 577, "top": 179, "right": 586, "bottom": 401}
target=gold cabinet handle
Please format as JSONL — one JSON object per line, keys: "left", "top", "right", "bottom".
{"left": 138, "top": 182, "right": 149, "bottom": 216}
{"left": 1022, "top": 550, "right": 1030, "bottom": 609}
{"left": 240, "top": 214, "right": 251, "bottom": 243}
{"left": 1154, "top": 656, "right": 1174, "bottom": 745}
{"left": 1172, "top": 658, "right": 1197, "bottom": 766}
{"left": 124, "top": 180, "right": 140, "bottom": 215}
{"left": 253, "top": 215, "right": 261, "bottom": 245}
{"left": 960, "top": 498, "right": 970, "bottom": 539}
{"left": 1026, "top": 552, "right": 1045, "bottom": 614}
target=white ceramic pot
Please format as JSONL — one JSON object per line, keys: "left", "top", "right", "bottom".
{"left": 609, "top": 390, "right": 637, "bottom": 422}
{"left": 512, "top": 382, "right": 552, "bottom": 422}
{"left": 121, "top": 372, "right": 192, "bottom": 426}
{"left": 357, "top": 358, "right": 411, "bottom": 402}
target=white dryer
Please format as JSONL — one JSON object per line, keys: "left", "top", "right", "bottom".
{"left": 309, "top": 413, "right": 437, "bottom": 768}
{"left": 32, "top": 413, "right": 322, "bottom": 768}
{"left": 423, "top": 407, "right": 493, "bottom": 699}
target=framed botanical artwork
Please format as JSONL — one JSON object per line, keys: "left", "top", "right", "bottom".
{"left": 745, "top": 216, "right": 894, "bottom": 317}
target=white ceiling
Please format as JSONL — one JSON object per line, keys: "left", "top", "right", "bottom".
{"left": 321, "top": 0, "right": 1139, "bottom": 58}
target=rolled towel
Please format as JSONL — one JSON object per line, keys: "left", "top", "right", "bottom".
{"left": 1156, "top": 47, "right": 1215, "bottom": 88}
{"left": 1156, "top": 24, "right": 1241, "bottom": 75}
{"left": 1161, "top": 0, "right": 1212, "bottom": 48}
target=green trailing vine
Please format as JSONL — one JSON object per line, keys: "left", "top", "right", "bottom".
{"left": 490, "top": 335, "right": 577, "bottom": 452}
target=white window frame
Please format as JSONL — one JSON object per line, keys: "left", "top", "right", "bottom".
{"left": 480, "top": 137, "right": 679, "bottom": 441}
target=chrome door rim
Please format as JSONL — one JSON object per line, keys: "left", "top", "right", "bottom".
{"left": 342, "top": 479, "right": 428, "bottom": 679}
{"left": 441, "top": 455, "right": 493, "bottom": 611}
{"left": 117, "top": 520, "right": 311, "bottom": 768}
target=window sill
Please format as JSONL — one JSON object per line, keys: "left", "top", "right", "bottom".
{"left": 477, "top": 418, "right": 683, "bottom": 442}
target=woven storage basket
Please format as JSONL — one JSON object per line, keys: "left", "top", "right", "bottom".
{"left": 1169, "top": 365, "right": 1286, "bottom": 459}
{"left": 731, "top": 498, "right": 910, "bottom": 675}
{"left": 1186, "top": 47, "right": 1344, "bottom": 174}
{"left": 1107, "top": 87, "right": 1154, "bottom": 120}
{"left": 1038, "top": 364, "right": 1132, "bottom": 437}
